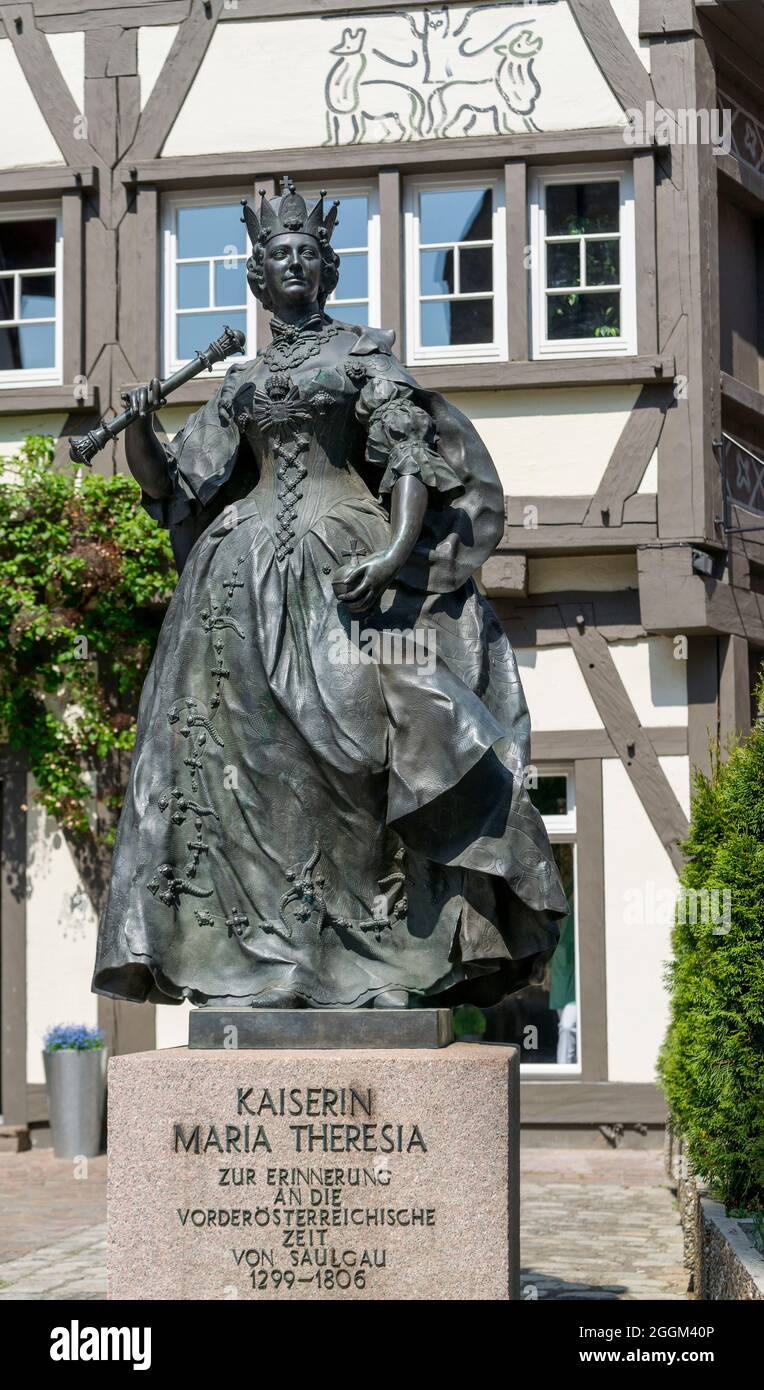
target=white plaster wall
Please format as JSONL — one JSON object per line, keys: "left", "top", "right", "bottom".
{"left": 0, "top": 38, "right": 64, "bottom": 167}
{"left": 163, "top": 3, "right": 625, "bottom": 157}
{"left": 0, "top": 415, "right": 66, "bottom": 463}
{"left": 449, "top": 387, "right": 640, "bottom": 497}
{"left": 48, "top": 31, "right": 85, "bottom": 113}
{"left": 515, "top": 646, "right": 604, "bottom": 730}
{"left": 155, "top": 404, "right": 188, "bottom": 443}
{"left": 610, "top": 0, "right": 651, "bottom": 73}
{"left": 155, "top": 1001, "right": 191, "bottom": 1050}
{"left": 603, "top": 755, "right": 690, "bottom": 1083}
{"left": 26, "top": 786, "right": 99, "bottom": 1084}
{"left": 638, "top": 446, "right": 658, "bottom": 493}
{"left": 138, "top": 25, "right": 179, "bottom": 110}
{"left": 609, "top": 637, "right": 689, "bottom": 727}
{"left": 528, "top": 553, "right": 638, "bottom": 593}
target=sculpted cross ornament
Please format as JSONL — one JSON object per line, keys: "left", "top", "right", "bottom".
{"left": 342, "top": 538, "right": 367, "bottom": 562}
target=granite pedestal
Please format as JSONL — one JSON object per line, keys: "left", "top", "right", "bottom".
{"left": 107, "top": 1043, "right": 519, "bottom": 1301}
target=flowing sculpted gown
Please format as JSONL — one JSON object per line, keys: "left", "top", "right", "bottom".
{"left": 93, "top": 316, "right": 566, "bottom": 1008}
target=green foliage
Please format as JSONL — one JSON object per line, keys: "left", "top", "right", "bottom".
{"left": 0, "top": 436, "right": 173, "bottom": 844}
{"left": 658, "top": 691, "right": 764, "bottom": 1212}
{"left": 453, "top": 1004, "right": 487, "bottom": 1038}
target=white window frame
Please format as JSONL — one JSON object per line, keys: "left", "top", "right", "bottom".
{"left": 302, "top": 182, "right": 380, "bottom": 329}
{"left": 521, "top": 766, "right": 581, "bottom": 1077}
{"left": 404, "top": 172, "right": 508, "bottom": 367}
{"left": 529, "top": 163, "right": 636, "bottom": 359}
{"left": 0, "top": 201, "right": 62, "bottom": 388}
{"left": 162, "top": 191, "right": 257, "bottom": 376}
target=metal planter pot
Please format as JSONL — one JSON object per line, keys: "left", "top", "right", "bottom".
{"left": 43, "top": 1048, "right": 108, "bottom": 1159}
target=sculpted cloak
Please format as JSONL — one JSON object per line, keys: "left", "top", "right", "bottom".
{"left": 92, "top": 319, "right": 566, "bottom": 1008}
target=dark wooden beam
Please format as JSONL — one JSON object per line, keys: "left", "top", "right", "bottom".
{"left": 575, "top": 758, "right": 608, "bottom": 1082}
{"left": 126, "top": 0, "right": 226, "bottom": 161}
{"left": 583, "top": 383, "right": 669, "bottom": 527}
{"left": 0, "top": 751, "right": 27, "bottom": 1129}
{"left": 532, "top": 728, "right": 688, "bottom": 759}
{"left": 61, "top": 189, "right": 84, "bottom": 387}
{"left": 121, "top": 128, "right": 654, "bottom": 190}
{"left": 38, "top": 3, "right": 189, "bottom": 31}
{"left": 634, "top": 150, "right": 658, "bottom": 354}
{"left": 687, "top": 635, "right": 719, "bottom": 779}
{"left": 0, "top": 3, "right": 96, "bottom": 169}
{"left": 568, "top": 0, "right": 655, "bottom": 115}
{"left": 0, "top": 166, "right": 96, "bottom": 198}
{"left": 505, "top": 159, "right": 528, "bottom": 362}
{"left": 521, "top": 1081, "right": 667, "bottom": 1124}
{"left": 560, "top": 604, "right": 689, "bottom": 871}
{"left": 378, "top": 169, "right": 402, "bottom": 351}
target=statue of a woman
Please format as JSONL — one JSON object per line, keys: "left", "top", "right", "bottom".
{"left": 92, "top": 179, "right": 566, "bottom": 1011}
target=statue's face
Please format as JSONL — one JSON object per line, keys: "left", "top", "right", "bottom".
{"left": 263, "top": 232, "right": 322, "bottom": 312}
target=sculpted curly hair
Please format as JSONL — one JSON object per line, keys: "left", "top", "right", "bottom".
{"left": 246, "top": 235, "right": 340, "bottom": 312}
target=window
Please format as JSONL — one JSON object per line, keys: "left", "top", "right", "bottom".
{"left": 530, "top": 166, "right": 636, "bottom": 357}
{"left": 404, "top": 175, "right": 507, "bottom": 365}
{"left": 163, "top": 194, "right": 256, "bottom": 373}
{"left": 323, "top": 187, "right": 380, "bottom": 328}
{"left": 480, "top": 771, "right": 580, "bottom": 1072}
{"left": 0, "top": 205, "right": 62, "bottom": 385}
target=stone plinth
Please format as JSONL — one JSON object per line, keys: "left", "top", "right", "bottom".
{"left": 108, "top": 1044, "right": 519, "bottom": 1301}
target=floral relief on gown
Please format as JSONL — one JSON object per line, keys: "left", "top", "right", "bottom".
{"left": 92, "top": 316, "right": 567, "bottom": 1009}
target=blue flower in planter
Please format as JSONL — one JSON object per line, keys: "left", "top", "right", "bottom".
{"left": 43, "top": 1023, "right": 105, "bottom": 1052}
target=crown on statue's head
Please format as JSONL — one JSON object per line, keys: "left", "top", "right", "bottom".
{"left": 241, "top": 176, "right": 340, "bottom": 249}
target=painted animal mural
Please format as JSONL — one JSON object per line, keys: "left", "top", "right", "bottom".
{"left": 324, "top": 5, "right": 545, "bottom": 145}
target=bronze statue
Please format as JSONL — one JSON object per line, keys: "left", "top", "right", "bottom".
{"left": 92, "top": 178, "right": 566, "bottom": 1011}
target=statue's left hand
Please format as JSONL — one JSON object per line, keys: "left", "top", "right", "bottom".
{"left": 333, "top": 551, "right": 398, "bottom": 614}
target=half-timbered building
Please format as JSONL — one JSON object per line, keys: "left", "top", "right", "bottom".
{"left": 2, "top": 0, "right": 763, "bottom": 1147}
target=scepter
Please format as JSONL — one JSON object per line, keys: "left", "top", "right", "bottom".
{"left": 68, "top": 324, "right": 247, "bottom": 466}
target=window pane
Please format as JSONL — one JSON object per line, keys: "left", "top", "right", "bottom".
{"left": 0, "top": 219, "right": 55, "bottom": 271}
{"left": 529, "top": 776, "right": 568, "bottom": 816}
{"left": 480, "top": 843, "right": 577, "bottom": 1064}
{"left": 177, "top": 309, "right": 246, "bottom": 361}
{"left": 546, "top": 181, "right": 619, "bottom": 236}
{"left": 177, "top": 204, "right": 245, "bottom": 260}
{"left": 585, "top": 239, "right": 620, "bottom": 286}
{"left": 459, "top": 245, "right": 492, "bottom": 294}
{"left": 547, "top": 291, "right": 620, "bottom": 340}
{"left": 332, "top": 195, "right": 368, "bottom": 251}
{"left": 422, "top": 297, "right": 493, "bottom": 346}
{"left": 0, "top": 327, "right": 21, "bottom": 369}
{"left": 421, "top": 299, "right": 451, "bottom": 346}
{"left": 546, "top": 242, "right": 580, "bottom": 289}
{"left": 420, "top": 248, "right": 453, "bottom": 296}
{"left": 0, "top": 277, "right": 13, "bottom": 320}
{"left": 20, "top": 273, "right": 55, "bottom": 319}
{"left": 178, "top": 263, "right": 209, "bottom": 309}
{"left": 18, "top": 322, "right": 55, "bottom": 368}
{"left": 335, "top": 251, "right": 367, "bottom": 301}
{"left": 213, "top": 259, "right": 246, "bottom": 307}
{"left": 419, "top": 187, "right": 492, "bottom": 244}
{"left": 330, "top": 301, "right": 368, "bottom": 327}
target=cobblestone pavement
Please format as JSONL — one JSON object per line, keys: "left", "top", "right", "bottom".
{"left": 521, "top": 1148, "right": 689, "bottom": 1300}
{"left": 0, "top": 1145, "right": 687, "bottom": 1301}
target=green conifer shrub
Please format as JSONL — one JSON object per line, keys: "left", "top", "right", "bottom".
{"left": 658, "top": 690, "right": 764, "bottom": 1211}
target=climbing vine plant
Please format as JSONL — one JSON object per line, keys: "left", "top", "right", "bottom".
{"left": 0, "top": 436, "right": 174, "bottom": 894}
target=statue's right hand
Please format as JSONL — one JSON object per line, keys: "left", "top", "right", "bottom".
{"left": 121, "top": 378, "right": 165, "bottom": 421}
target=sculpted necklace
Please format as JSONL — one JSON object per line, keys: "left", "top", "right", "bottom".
{"left": 263, "top": 312, "right": 342, "bottom": 372}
